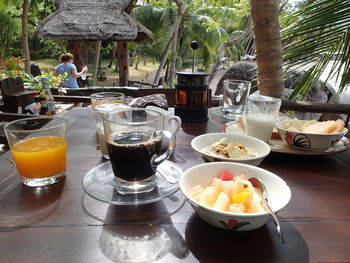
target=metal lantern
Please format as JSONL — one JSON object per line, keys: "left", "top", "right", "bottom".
{"left": 174, "top": 41, "right": 210, "bottom": 122}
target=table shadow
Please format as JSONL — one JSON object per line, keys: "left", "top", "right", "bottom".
{"left": 185, "top": 214, "right": 309, "bottom": 263}
{"left": 98, "top": 197, "right": 189, "bottom": 262}
{"left": 0, "top": 178, "right": 65, "bottom": 230}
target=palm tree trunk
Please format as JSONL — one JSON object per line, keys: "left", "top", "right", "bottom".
{"left": 130, "top": 44, "right": 138, "bottom": 67}
{"left": 168, "top": 0, "right": 186, "bottom": 88}
{"left": 153, "top": 35, "right": 173, "bottom": 85}
{"left": 135, "top": 55, "right": 140, "bottom": 70}
{"left": 92, "top": 41, "right": 101, "bottom": 86}
{"left": 250, "top": 0, "right": 284, "bottom": 98}
{"left": 209, "top": 30, "right": 251, "bottom": 85}
{"left": 108, "top": 43, "right": 117, "bottom": 68}
{"left": 22, "top": 0, "right": 30, "bottom": 73}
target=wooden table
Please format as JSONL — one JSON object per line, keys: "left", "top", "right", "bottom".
{"left": 1, "top": 107, "right": 350, "bottom": 263}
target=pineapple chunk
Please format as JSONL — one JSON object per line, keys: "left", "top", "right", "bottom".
{"left": 191, "top": 185, "right": 205, "bottom": 201}
{"left": 221, "top": 180, "right": 234, "bottom": 197}
{"left": 232, "top": 191, "right": 251, "bottom": 204}
{"left": 227, "top": 203, "right": 245, "bottom": 213}
{"left": 212, "top": 192, "right": 229, "bottom": 211}
{"left": 198, "top": 186, "right": 220, "bottom": 207}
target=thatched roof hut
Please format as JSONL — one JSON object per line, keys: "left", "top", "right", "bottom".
{"left": 36, "top": 0, "right": 154, "bottom": 42}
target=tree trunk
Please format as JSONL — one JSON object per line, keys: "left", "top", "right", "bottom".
{"left": 117, "top": 40, "right": 129, "bottom": 86}
{"left": 168, "top": 0, "right": 186, "bottom": 87}
{"left": 130, "top": 45, "right": 138, "bottom": 67}
{"left": 22, "top": 0, "right": 30, "bottom": 73}
{"left": 250, "top": 0, "right": 284, "bottom": 98}
{"left": 92, "top": 41, "right": 101, "bottom": 86}
{"left": 108, "top": 43, "right": 117, "bottom": 68}
{"left": 135, "top": 55, "right": 140, "bottom": 70}
{"left": 209, "top": 30, "right": 251, "bottom": 85}
{"left": 153, "top": 35, "right": 173, "bottom": 85}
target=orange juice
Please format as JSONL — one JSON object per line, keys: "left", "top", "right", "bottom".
{"left": 11, "top": 136, "right": 66, "bottom": 178}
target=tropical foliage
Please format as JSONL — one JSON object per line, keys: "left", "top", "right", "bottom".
{"left": 282, "top": 0, "right": 350, "bottom": 99}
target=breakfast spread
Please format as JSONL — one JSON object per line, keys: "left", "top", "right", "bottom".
{"left": 190, "top": 170, "right": 265, "bottom": 213}
{"left": 202, "top": 137, "right": 257, "bottom": 159}
{"left": 283, "top": 118, "right": 345, "bottom": 134}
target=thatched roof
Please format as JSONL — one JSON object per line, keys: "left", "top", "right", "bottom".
{"left": 36, "top": 0, "right": 154, "bottom": 42}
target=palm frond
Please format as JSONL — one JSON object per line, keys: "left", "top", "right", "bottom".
{"left": 283, "top": 0, "right": 350, "bottom": 97}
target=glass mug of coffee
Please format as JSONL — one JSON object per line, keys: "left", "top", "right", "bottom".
{"left": 103, "top": 108, "right": 176, "bottom": 194}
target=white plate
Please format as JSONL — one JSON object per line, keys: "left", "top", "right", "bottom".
{"left": 223, "top": 121, "right": 350, "bottom": 155}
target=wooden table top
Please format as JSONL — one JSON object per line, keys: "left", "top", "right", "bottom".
{"left": 1, "top": 107, "right": 350, "bottom": 263}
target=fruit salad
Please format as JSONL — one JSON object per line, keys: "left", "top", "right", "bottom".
{"left": 191, "top": 170, "right": 265, "bottom": 213}
{"left": 202, "top": 137, "right": 257, "bottom": 159}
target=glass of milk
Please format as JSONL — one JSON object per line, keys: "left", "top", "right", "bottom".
{"left": 245, "top": 94, "right": 281, "bottom": 142}
{"left": 94, "top": 103, "right": 130, "bottom": 159}
{"left": 222, "top": 80, "right": 251, "bottom": 120}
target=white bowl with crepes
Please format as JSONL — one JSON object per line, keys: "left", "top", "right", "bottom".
{"left": 191, "top": 133, "right": 270, "bottom": 166}
{"left": 276, "top": 119, "right": 348, "bottom": 151}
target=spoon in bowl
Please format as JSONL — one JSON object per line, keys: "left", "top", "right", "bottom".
{"left": 248, "top": 177, "right": 284, "bottom": 243}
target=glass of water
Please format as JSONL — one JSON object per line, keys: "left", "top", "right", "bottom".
{"left": 222, "top": 80, "right": 251, "bottom": 120}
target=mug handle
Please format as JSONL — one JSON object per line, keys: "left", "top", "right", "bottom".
{"left": 152, "top": 130, "right": 176, "bottom": 166}
{"left": 167, "top": 116, "right": 181, "bottom": 135}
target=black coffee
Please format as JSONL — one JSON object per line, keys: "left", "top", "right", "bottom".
{"left": 107, "top": 130, "right": 163, "bottom": 181}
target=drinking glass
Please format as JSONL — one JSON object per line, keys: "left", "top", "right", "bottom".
{"left": 103, "top": 108, "right": 176, "bottom": 194}
{"left": 4, "top": 116, "right": 67, "bottom": 187}
{"left": 245, "top": 94, "right": 281, "bottom": 142}
{"left": 94, "top": 104, "right": 130, "bottom": 159}
{"left": 222, "top": 80, "right": 251, "bottom": 120}
{"left": 90, "top": 92, "right": 126, "bottom": 159}
{"left": 90, "top": 92, "right": 125, "bottom": 109}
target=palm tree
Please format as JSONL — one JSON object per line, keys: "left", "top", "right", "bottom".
{"left": 250, "top": 0, "right": 284, "bottom": 98}
{"left": 282, "top": 0, "right": 350, "bottom": 99}
{"left": 22, "top": 0, "right": 31, "bottom": 73}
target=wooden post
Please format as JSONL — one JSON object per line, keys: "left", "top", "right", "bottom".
{"left": 117, "top": 40, "right": 129, "bottom": 87}
{"left": 69, "top": 40, "right": 85, "bottom": 71}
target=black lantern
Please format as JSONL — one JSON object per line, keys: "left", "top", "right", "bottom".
{"left": 174, "top": 41, "right": 210, "bottom": 122}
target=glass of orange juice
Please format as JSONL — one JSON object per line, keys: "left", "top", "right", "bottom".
{"left": 4, "top": 117, "right": 67, "bottom": 187}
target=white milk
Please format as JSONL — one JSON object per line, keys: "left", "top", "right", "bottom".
{"left": 246, "top": 114, "right": 276, "bottom": 142}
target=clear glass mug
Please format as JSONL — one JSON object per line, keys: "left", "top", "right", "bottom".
{"left": 94, "top": 104, "right": 130, "bottom": 159}
{"left": 222, "top": 80, "right": 251, "bottom": 120}
{"left": 90, "top": 92, "right": 126, "bottom": 158}
{"left": 4, "top": 116, "right": 67, "bottom": 187}
{"left": 245, "top": 94, "right": 281, "bottom": 142}
{"left": 90, "top": 92, "right": 126, "bottom": 110}
{"left": 103, "top": 108, "right": 176, "bottom": 195}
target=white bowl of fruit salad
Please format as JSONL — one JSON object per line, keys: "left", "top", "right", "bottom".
{"left": 180, "top": 162, "right": 291, "bottom": 231}
{"left": 276, "top": 118, "right": 348, "bottom": 151}
{"left": 191, "top": 133, "right": 270, "bottom": 166}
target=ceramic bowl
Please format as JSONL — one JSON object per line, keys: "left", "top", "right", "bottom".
{"left": 191, "top": 133, "right": 270, "bottom": 166}
{"left": 276, "top": 120, "right": 348, "bottom": 151}
{"left": 179, "top": 162, "right": 291, "bottom": 231}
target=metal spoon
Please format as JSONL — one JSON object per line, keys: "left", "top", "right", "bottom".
{"left": 249, "top": 177, "right": 285, "bottom": 243}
